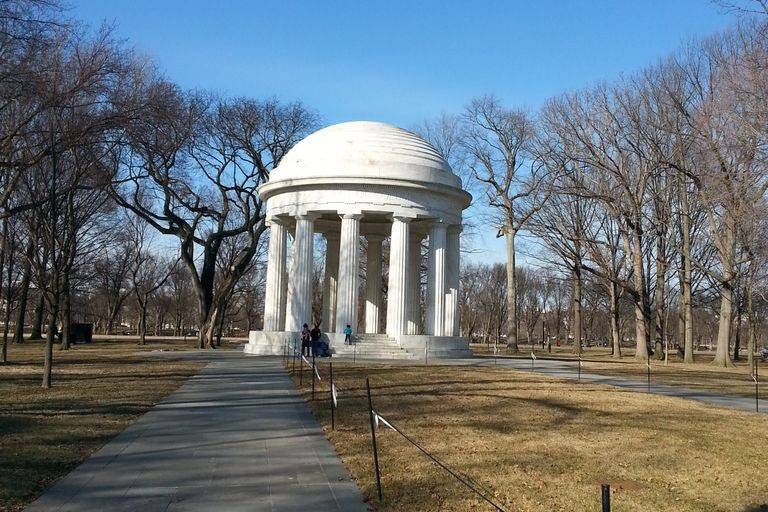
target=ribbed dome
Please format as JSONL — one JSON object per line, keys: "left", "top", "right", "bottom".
{"left": 268, "top": 121, "right": 462, "bottom": 189}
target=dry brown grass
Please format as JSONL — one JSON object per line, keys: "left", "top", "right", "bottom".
{"left": 472, "top": 343, "right": 765, "bottom": 400}
{"left": 0, "top": 338, "right": 205, "bottom": 512}
{"left": 292, "top": 360, "right": 768, "bottom": 512}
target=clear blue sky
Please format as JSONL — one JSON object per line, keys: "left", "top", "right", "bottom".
{"left": 71, "top": 0, "right": 738, "bottom": 262}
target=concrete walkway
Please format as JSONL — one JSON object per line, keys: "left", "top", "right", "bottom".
{"left": 25, "top": 355, "right": 368, "bottom": 512}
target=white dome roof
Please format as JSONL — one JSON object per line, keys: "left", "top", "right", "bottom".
{"left": 268, "top": 121, "right": 462, "bottom": 189}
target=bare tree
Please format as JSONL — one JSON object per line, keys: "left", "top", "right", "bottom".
{"left": 128, "top": 218, "right": 176, "bottom": 345}
{"left": 461, "top": 95, "right": 548, "bottom": 352}
{"left": 112, "top": 91, "right": 318, "bottom": 348}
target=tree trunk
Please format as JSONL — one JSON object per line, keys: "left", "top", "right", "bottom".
{"left": 572, "top": 265, "right": 582, "bottom": 355}
{"left": 2, "top": 241, "right": 15, "bottom": 363}
{"left": 630, "top": 228, "right": 649, "bottom": 361}
{"left": 0, "top": 217, "right": 6, "bottom": 357}
{"left": 733, "top": 302, "right": 742, "bottom": 362}
{"left": 678, "top": 164, "right": 695, "bottom": 363}
{"left": 714, "top": 281, "right": 734, "bottom": 367}
{"left": 609, "top": 281, "right": 621, "bottom": 358}
{"left": 138, "top": 300, "right": 147, "bottom": 345}
{"left": 746, "top": 265, "right": 756, "bottom": 369}
{"left": 713, "top": 217, "right": 735, "bottom": 367}
{"left": 42, "top": 300, "right": 59, "bottom": 388}
{"left": 59, "top": 275, "right": 71, "bottom": 350}
{"left": 13, "top": 241, "right": 33, "bottom": 344}
{"left": 653, "top": 234, "right": 666, "bottom": 360}
{"left": 505, "top": 227, "right": 518, "bottom": 352}
{"left": 29, "top": 294, "right": 45, "bottom": 340}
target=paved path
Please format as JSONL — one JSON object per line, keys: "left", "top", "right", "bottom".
{"left": 461, "top": 356, "right": 766, "bottom": 414}
{"left": 333, "top": 354, "right": 767, "bottom": 414}
{"left": 26, "top": 355, "right": 368, "bottom": 512}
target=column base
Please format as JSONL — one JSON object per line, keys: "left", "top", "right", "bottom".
{"left": 393, "top": 335, "right": 472, "bottom": 359}
{"left": 243, "top": 331, "right": 297, "bottom": 356}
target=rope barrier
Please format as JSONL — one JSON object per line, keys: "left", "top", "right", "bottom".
{"left": 370, "top": 409, "right": 508, "bottom": 512}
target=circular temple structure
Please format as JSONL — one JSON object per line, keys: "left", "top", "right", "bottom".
{"left": 244, "top": 121, "right": 472, "bottom": 359}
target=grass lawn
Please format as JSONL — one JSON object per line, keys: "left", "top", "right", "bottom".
{"left": 472, "top": 343, "right": 766, "bottom": 401}
{"left": 292, "top": 360, "right": 768, "bottom": 512}
{"left": 0, "top": 338, "right": 207, "bottom": 512}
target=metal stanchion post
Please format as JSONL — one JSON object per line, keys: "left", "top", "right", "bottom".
{"left": 312, "top": 351, "right": 316, "bottom": 400}
{"left": 366, "top": 378, "right": 383, "bottom": 502}
{"left": 300, "top": 353, "right": 304, "bottom": 386}
{"left": 330, "top": 362, "right": 335, "bottom": 430}
{"left": 601, "top": 483, "right": 611, "bottom": 512}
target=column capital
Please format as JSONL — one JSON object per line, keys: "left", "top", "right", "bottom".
{"left": 295, "top": 212, "right": 321, "bottom": 221}
{"left": 430, "top": 220, "right": 448, "bottom": 233}
{"left": 266, "top": 216, "right": 285, "bottom": 227}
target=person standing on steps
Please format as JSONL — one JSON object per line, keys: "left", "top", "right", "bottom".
{"left": 344, "top": 324, "right": 353, "bottom": 345}
{"left": 301, "top": 323, "right": 311, "bottom": 356}
{"left": 310, "top": 323, "right": 322, "bottom": 357}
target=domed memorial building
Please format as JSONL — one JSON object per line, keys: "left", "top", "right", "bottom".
{"left": 244, "top": 121, "right": 472, "bottom": 359}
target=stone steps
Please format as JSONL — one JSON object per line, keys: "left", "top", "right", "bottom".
{"left": 331, "top": 334, "right": 418, "bottom": 360}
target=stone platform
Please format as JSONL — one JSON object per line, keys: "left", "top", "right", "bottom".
{"left": 244, "top": 330, "right": 472, "bottom": 360}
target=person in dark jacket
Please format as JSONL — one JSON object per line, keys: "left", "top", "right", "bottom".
{"left": 310, "top": 323, "right": 322, "bottom": 357}
{"left": 300, "top": 324, "right": 310, "bottom": 356}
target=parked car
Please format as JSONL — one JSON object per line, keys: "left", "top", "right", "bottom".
{"left": 760, "top": 346, "right": 768, "bottom": 362}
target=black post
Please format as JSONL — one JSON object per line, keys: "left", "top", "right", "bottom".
{"left": 312, "top": 351, "right": 316, "bottom": 400}
{"left": 300, "top": 353, "right": 304, "bottom": 386}
{"left": 330, "top": 362, "right": 335, "bottom": 430}
{"left": 366, "top": 377, "right": 383, "bottom": 502}
{"left": 601, "top": 484, "right": 611, "bottom": 512}
{"left": 292, "top": 343, "right": 296, "bottom": 375}
{"left": 647, "top": 352, "right": 651, "bottom": 393}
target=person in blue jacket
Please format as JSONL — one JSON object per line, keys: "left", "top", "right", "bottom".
{"left": 344, "top": 324, "right": 353, "bottom": 345}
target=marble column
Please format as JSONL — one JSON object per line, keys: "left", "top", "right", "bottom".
{"left": 364, "top": 235, "right": 384, "bottom": 334}
{"left": 426, "top": 221, "right": 447, "bottom": 336}
{"left": 286, "top": 214, "right": 316, "bottom": 332}
{"left": 322, "top": 233, "right": 340, "bottom": 332}
{"left": 444, "top": 226, "right": 461, "bottom": 336}
{"left": 386, "top": 216, "right": 410, "bottom": 336}
{"left": 406, "top": 233, "right": 423, "bottom": 335}
{"left": 335, "top": 214, "right": 362, "bottom": 334}
{"left": 263, "top": 220, "right": 287, "bottom": 331}
{"left": 280, "top": 232, "right": 291, "bottom": 331}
